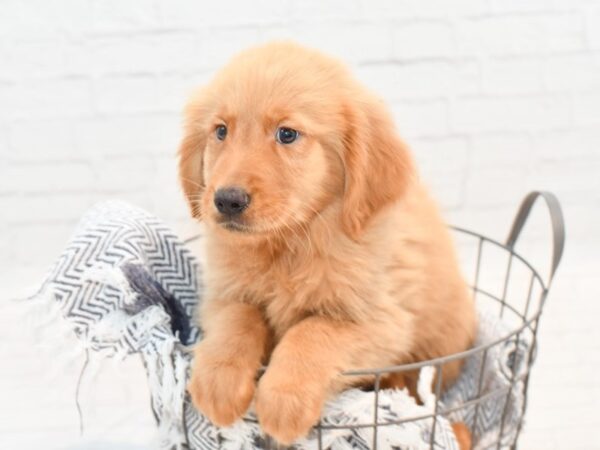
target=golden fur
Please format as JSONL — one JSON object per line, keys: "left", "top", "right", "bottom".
{"left": 178, "top": 42, "right": 477, "bottom": 445}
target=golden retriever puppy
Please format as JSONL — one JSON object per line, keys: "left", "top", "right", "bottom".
{"left": 178, "top": 41, "right": 476, "bottom": 445}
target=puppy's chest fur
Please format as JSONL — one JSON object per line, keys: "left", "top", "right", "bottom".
{"left": 209, "top": 238, "right": 382, "bottom": 341}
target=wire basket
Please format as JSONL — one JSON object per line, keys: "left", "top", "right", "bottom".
{"left": 254, "top": 191, "right": 565, "bottom": 450}
{"left": 34, "top": 189, "right": 564, "bottom": 449}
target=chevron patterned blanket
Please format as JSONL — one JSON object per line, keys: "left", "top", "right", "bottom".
{"left": 35, "top": 201, "right": 530, "bottom": 450}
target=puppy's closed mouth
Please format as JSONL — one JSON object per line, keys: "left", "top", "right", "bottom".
{"left": 219, "top": 220, "right": 253, "bottom": 233}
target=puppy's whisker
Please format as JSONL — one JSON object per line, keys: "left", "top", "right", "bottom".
{"left": 269, "top": 215, "right": 305, "bottom": 254}
{"left": 180, "top": 177, "right": 204, "bottom": 189}
{"left": 263, "top": 208, "right": 311, "bottom": 254}
{"left": 286, "top": 218, "right": 311, "bottom": 255}
{"left": 276, "top": 207, "right": 314, "bottom": 256}
{"left": 187, "top": 196, "right": 205, "bottom": 219}
{"left": 276, "top": 221, "right": 296, "bottom": 254}
{"left": 273, "top": 224, "right": 294, "bottom": 255}
{"left": 301, "top": 203, "right": 333, "bottom": 245}
{"left": 264, "top": 222, "right": 294, "bottom": 256}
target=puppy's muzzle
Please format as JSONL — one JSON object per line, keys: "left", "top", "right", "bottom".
{"left": 214, "top": 187, "right": 251, "bottom": 217}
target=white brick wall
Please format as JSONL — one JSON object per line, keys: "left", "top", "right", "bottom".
{"left": 1, "top": 0, "right": 599, "bottom": 448}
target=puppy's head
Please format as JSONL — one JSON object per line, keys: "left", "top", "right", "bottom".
{"left": 178, "top": 42, "right": 414, "bottom": 240}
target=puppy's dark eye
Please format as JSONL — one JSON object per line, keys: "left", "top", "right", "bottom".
{"left": 276, "top": 127, "right": 299, "bottom": 144}
{"left": 215, "top": 125, "right": 227, "bottom": 141}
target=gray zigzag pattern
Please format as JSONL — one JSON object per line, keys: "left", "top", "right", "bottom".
{"left": 43, "top": 201, "right": 201, "bottom": 351}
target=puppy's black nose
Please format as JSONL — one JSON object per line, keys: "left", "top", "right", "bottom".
{"left": 214, "top": 187, "right": 250, "bottom": 216}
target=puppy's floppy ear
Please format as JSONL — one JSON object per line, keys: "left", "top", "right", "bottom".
{"left": 340, "top": 97, "right": 415, "bottom": 239}
{"left": 178, "top": 90, "right": 210, "bottom": 219}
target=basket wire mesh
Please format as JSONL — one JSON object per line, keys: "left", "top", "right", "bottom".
{"left": 253, "top": 191, "right": 565, "bottom": 450}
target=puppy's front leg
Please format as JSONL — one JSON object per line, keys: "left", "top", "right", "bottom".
{"left": 255, "top": 316, "right": 360, "bottom": 445}
{"left": 188, "top": 301, "right": 269, "bottom": 427}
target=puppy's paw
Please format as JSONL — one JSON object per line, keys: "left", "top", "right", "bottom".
{"left": 255, "top": 372, "right": 324, "bottom": 445}
{"left": 187, "top": 345, "right": 256, "bottom": 427}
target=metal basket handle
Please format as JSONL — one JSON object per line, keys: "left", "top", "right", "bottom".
{"left": 505, "top": 191, "right": 565, "bottom": 286}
